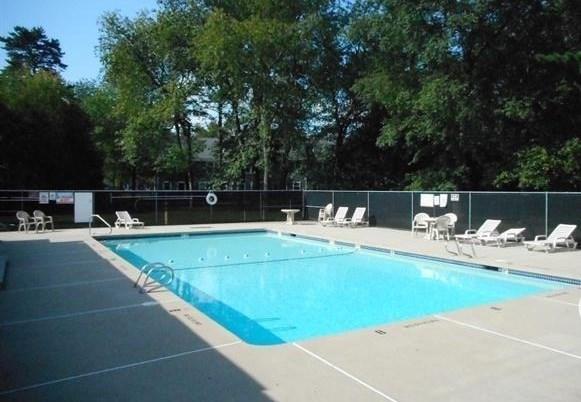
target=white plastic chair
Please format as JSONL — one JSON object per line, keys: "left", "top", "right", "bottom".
{"left": 115, "top": 211, "right": 145, "bottom": 229}
{"left": 33, "top": 210, "right": 54, "bottom": 232}
{"left": 412, "top": 213, "right": 430, "bottom": 237}
{"left": 524, "top": 224, "right": 577, "bottom": 252}
{"left": 431, "top": 216, "right": 451, "bottom": 240}
{"left": 341, "top": 207, "right": 368, "bottom": 227}
{"left": 16, "top": 211, "right": 40, "bottom": 233}
{"left": 318, "top": 203, "right": 333, "bottom": 225}
{"left": 479, "top": 228, "right": 526, "bottom": 247}
{"left": 444, "top": 213, "right": 457, "bottom": 236}
{"left": 322, "top": 207, "right": 348, "bottom": 226}
{"left": 455, "top": 219, "right": 501, "bottom": 242}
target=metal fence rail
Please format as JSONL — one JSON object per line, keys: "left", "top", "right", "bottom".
{"left": 1, "top": 189, "right": 579, "bottom": 243}
{"left": 303, "top": 190, "right": 581, "bottom": 241}
{"left": 0, "top": 190, "right": 303, "bottom": 230}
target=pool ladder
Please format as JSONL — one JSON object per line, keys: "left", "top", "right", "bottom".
{"left": 134, "top": 262, "right": 175, "bottom": 293}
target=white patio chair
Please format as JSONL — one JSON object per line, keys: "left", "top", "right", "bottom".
{"left": 341, "top": 207, "right": 368, "bottom": 227}
{"left": 16, "top": 211, "right": 41, "bottom": 233}
{"left": 443, "top": 213, "right": 457, "bottom": 236}
{"left": 115, "top": 211, "right": 145, "bottom": 229}
{"left": 524, "top": 224, "right": 577, "bottom": 253}
{"left": 431, "top": 216, "right": 451, "bottom": 240}
{"left": 33, "top": 210, "right": 54, "bottom": 232}
{"left": 412, "top": 213, "right": 430, "bottom": 237}
{"left": 318, "top": 203, "right": 333, "bottom": 225}
{"left": 322, "top": 207, "right": 348, "bottom": 226}
{"left": 455, "top": 219, "right": 501, "bottom": 242}
{"left": 479, "top": 228, "right": 526, "bottom": 247}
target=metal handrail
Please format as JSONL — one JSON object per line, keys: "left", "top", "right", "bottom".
{"left": 134, "top": 262, "right": 175, "bottom": 293}
{"left": 89, "top": 214, "right": 112, "bottom": 235}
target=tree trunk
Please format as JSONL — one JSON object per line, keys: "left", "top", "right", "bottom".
{"left": 333, "top": 102, "right": 345, "bottom": 184}
{"left": 217, "top": 102, "right": 224, "bottom": 169}
{"left": 258, "top": 109, "right": 271, "bottom": 190}
{"left": 131, "top": 166, "right": 137, "bottom": 190}
{"left": 180, "top": 117, "right": 195, "bottom": 190}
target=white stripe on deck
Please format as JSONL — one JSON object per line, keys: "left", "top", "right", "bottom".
{"left": 434, "top": 314, "right": 581, "bottom": 360}
{"left": 294, "top": 343, "right": 400, "bottom": 402}
{"left": 11, "top": 258, "right": 109, "bottom": 270}
{"left": 533, "top": 295, "right": 579, "bottom": 307}
{"left": 3, "top": 277, "right": 126, "bottom": 293}
{"left": 0, "top": 341, "right": 241, "bottom": 396}
{"left": 0, "top": 301, "right": 159, "bottom": 327}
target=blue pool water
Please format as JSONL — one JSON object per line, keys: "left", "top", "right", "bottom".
{"left": 103, "top": 231, "right": 564, "bottom": 345}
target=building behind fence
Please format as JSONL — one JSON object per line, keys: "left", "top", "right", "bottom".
{"left": 0, "top": 189, "right": 579, "bottom": 243}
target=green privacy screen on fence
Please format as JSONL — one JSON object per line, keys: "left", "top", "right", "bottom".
{"left": 1, "top": 189, "right": 579, "bottom": 243}
{"left": 303, "top": 190, "right": 580, "bottom": 241}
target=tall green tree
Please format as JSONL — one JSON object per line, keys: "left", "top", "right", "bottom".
{"left": 74, "top": 81, "right": 131, "bottom": 188}
{"left": 197, "top": 0, "right": 330, "bottom": 189}
{"left": 0, "top": 26, "right": 67, "bottom": 74}
{"left": 99, "top": 3, "right": 205, "bottom": 189}
{"left": 351, "top": 0, "right": 581, "bottom": 190}
{"left": 0, "top": 70, "right": 102, "bottom": 188}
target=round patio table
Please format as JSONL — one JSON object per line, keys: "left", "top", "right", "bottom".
{"left": 280, "top": 209, "right": 300, "bottom": 225}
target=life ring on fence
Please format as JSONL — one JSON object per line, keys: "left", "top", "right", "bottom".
{"left": 206, "top": 192, "right": 218, "bottom": 206}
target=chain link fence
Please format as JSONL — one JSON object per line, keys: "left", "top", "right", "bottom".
{"left": 1, "top": 189, "right": 579, "bottom": 244}
{"left": 304, "top": 190, "right": 581, "bottom": 242}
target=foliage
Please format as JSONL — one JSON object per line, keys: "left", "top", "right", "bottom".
{"left": 0, "top": 26, "right": 67, "bottom": 74}
{"left": 98, "top": 5, "right": 204, "bottom": 188}
{"left": 0, "top": 70, "right": 102, "bottom": 188}
{"left": 3, "top": 1, "right": 581, "bottom": 191}
{"left": 74, "top": 81, "right": 131, "bottom": 188}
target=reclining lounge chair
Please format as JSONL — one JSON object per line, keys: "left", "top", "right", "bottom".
{"left": 115, "top": 211, "right": 145, "bottom": 229}
{"left": 479, "top": 228, "right": 526, "bottom": 247}
{"left": 523, "top": 224, "right": 577, "bottom": 253}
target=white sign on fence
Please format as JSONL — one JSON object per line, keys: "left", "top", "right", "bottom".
{"left": 420, "top": 194, "right": 434, "bottom": 207}
{"left": 74, "top": 192, "right": 93, "bottom": 223}
{"left": 39, "top": 192, "right": 49, "bottom": 204}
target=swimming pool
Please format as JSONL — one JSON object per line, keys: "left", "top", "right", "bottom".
{"left": 102, "top": 231, "right": 565, "bottom": 345}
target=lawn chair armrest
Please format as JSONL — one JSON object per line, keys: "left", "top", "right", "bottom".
{"left": 534, "top": 235, "right": 547, "bottom": 241}
{"left": 464, "top": 229, "right": 476, "bottom": 235}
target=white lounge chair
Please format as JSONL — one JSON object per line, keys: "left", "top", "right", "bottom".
{"left": 322, "top": 207, "right": 348, "bottom": 226}
{"left": 318, "top": 203, "right": 333, "bottom": 225}
{"left": 412, "top": 213, "right": 430, "bottom": 237}
{"left": 341, "top": 207, "right": 368, "bottom": 227}
{"left": 454, "top": 219, "right": 501, "bottom": 242}
{"left": 479, "top": 228, "right": 526, "bottom": 247}
{"left": 524, "top": 224, "right": 577, "bottom": 253}
{"left": 33, "top": 210, "right": 54, "bottom": 232}
{"left": 115, "top": 211, "right": 145, "bottom": 229}
{"left": 16, "top": 211, "right": 40, "bottom": 233}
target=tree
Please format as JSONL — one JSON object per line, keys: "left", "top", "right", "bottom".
{"left": 197, "top": 1, "right": 330, "bottom": 189}
{"left": 74, "top": 81, "right": 131, "bottom": 188}
{"left": 99, "top": 4, "right": 205, "bottom": 189}
{"left": 0, "top": 26, "right": 67, "bottom": 74}
{"left": 351, "top": 0, "right": 581, "bottom": 190}
{"left": 0, "top": 70, "right": 102, "bottom": 188}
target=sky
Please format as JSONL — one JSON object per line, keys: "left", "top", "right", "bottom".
{"left": 0, "top": 0, "right": 158, "bottom": 82}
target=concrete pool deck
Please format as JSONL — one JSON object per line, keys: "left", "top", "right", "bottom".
{"left": 1, "top": 222, "right": 580, "bottom": 401}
